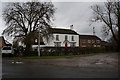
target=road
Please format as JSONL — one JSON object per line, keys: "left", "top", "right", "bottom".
{"left": 2, "top": 53, "right": 118, "bottom": 78}
{"left": 0, "top": 47, "right": 2, "bottom": 79}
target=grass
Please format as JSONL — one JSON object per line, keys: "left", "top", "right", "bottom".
{"left": 3, "top": 52, "right": 117, "bottom": 60}
{"left": 3, "top": 52, "right": 106, "bottom": 60}
{"left": 24, "top": 53, "right": 95, "bottom": 59}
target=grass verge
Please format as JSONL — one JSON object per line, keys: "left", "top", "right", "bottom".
{"left": 3, "top": 52, "right": 115, "bottom": 60}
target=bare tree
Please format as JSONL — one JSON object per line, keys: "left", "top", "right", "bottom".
{"left": 91, "top": 1, "right": 120, "bottom": 51}
{"left": 2, "top": 2, "right": 55, "bottom": 54}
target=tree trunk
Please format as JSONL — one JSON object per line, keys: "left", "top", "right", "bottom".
{"left": 25, "top": 44, "right": 32, "bottom": 56}
{"left": 117, "top": 27, "right": 120, "bottom": 52}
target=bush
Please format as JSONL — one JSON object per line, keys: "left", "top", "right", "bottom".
{"left": 21, "top": 47, "right": 108, "bottom": 56}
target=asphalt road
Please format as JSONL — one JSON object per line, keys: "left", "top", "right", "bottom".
{"left": 2, "top": 57, "right": 118, "bottom": 78}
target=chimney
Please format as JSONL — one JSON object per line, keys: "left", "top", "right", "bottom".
{"left": 70, "top": 25, "right": 74, "bottom": 30}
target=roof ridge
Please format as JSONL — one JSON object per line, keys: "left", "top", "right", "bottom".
{"left": 80, "top": 34, "right": 96, "bottom": 36}
{"left": 50, "top": 27, "right": 78, "bottom": 35}
{"left": 52, "top": 28, "right": 74, "bottom": 30}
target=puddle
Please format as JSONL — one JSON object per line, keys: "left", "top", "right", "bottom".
{"left": 12, "top": 61, "right": 24, "bottom": 64}
{"left": 95, "top": 62, "right": 103, "bottom": 65}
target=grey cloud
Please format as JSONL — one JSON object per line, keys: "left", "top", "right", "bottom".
{"left": 0, "top": 2, "right": 104, "bottom": 41}
{"left": 53, "top": 2, "right": 104, "bottom": 40}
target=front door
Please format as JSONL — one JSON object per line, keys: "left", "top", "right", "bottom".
{"left": 65, "top": 43, "right": 68, "bottom": 47}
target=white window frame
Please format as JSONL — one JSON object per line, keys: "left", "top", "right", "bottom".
{"left": 96, "top": 40, "right": 100, "bottom": 43}
{"left": 92, "top": 40, "right": 95, "bottom": 43}
{"left": 71, "top": 36, "right": 74, "bottom": 41}
{"left": 56, "top": 35, "right": 59, "bottom": 41}
{"left": 82, "top": 40, "right": 86, "bottom": 43}
{"left": 54, "top": 42, "right": 61, "bottom": 47}
{"left": 65, "top": 35, "right": 68, "bottom": 41}
{"left": 70, "top": 42, "right": 76, "bottom": 47}
{"left": 35, "top": 39, "right": 38, "bottom": 43}
{"left": 88, "top": 40, "right": 91, "bottom": 43}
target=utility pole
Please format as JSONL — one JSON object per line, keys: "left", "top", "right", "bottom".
{"left": 38, "top": 25, "right": 40, "bottom": 56}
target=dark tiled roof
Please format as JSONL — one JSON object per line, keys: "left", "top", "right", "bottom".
{"left": 50, "top": 28, "right": 79, "bottom": 35}
{"left": 79, "top": 35, "right": 101, "bottom": 40}
{"left": 33, "top": 42, "right": 45, "bottom": 45}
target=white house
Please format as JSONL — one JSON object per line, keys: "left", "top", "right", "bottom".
{"left": 43, "top": 28, "right": 79, "bottom": 47}
{"left": 16, "top": 27, "right": 79, "bottom": 51}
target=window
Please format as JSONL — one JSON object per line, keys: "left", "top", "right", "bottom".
{"left": 94, "top": 45, "right": 96, "bottom": 47}
{"left": 88, "top": 40, "right": 91, "bottom": 43}
{"left": 70, "top": 42, "right": 76, "bottom": 47}
{"left": 65, "top": 35, "right": 68, "bottom": 40}
{"left": 56, "top": 35, "right": 59, "bottom": 41}
{"left": 96, "top": 40, "right": 100, "bottom": 43}
{"left": 92, "top": 40, "right": 95, "bottom": 43}
{"left": 97, "top": 45, "right": 101, "bottom": 47}
{"left": 35, "top": 39, "right": 38, "bottom": 43}
{"left": 82, "top": 45, "right": 86, "bottom": 47}
{"left": 71, "top": 36, "right": 74, "bottom": 41}
{"left": 82, "top": 40, "right": 86, "bottom": 43}
{"left": 54, "top": 42, "right": 61, "bottom": 47}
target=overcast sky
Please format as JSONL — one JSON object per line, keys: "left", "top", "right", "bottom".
{"left": 52, "top": 2, "right": 102, "bottom": 35}
{"left": 0, "top": 1, "right": 105, "bottom": 42}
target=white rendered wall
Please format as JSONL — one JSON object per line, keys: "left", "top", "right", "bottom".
{"left": 43, "top": 34, "right": 79, "bottom": 47}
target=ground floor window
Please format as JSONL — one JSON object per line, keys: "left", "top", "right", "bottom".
{"left": 70, "top": 42, "right": 76, "bottom": 47}
{"left": 54, "top": 42, "right": 61, "bottom": 47}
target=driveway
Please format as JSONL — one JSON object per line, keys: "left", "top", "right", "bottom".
{"left": 32, "top": 53, "right": 118, "bottom": 68}
{"left": 2, "top": 53, "right": 118, "bottom": 78}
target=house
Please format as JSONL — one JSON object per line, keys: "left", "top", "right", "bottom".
{"left": 32, "top": 40, "right": 45, "bottom": 51}
{"left": 101, "top": 41, "right": 109, "bottom": 47}
{"left": 34, "top": 27, "right": 80, "bottom": 48}
{"left": 15, "top": 27, "right": 79, "bottom": 51}
{"left": 0, "top": 36, "right": 6, "bottom": 47}
{"left": 0, "top": 36, "right": 12, "bottom": 47}
{"left": 43, "top": 28, "right": 79, "bottom": 47}
{"left": 15, "top": 27, "right": 103, "bottom": 49}
{"left": 79, "top": 35, "right": 101, "bottom": 47}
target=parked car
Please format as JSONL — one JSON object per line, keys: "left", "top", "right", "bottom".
{"left": 1, "top": 46, "right": 14, "bottom": 55}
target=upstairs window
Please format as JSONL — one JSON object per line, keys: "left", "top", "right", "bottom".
{"left": 56, "top": 35, "right": 59, "bottom": 41}
{"left": 92, "top": 40, "right": 95, "bottom": 43}
{"left": 65, "top": 35, "right": 68, "bottom": 40}
{"left": 35, "top": 39, "right": 38, "bottom": 43}
{"left": 88, "top": 40, "right": 91, "bottom": 43}
{"left": 96, "top": 40, "right": 100, "bottom": 43}
{"left": 71, "top": 36, "right": 74, "bottom": 41}
{"left": 82, "top": 40, "right": 86, "bottom": 43}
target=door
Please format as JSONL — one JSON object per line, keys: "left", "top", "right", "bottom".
{"left": 65, "top": 43, "right": 68, "bottom": 47}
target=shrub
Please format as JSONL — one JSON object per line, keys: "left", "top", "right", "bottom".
{"left": 38, "top": 47, "right": 106, "bottom": 56}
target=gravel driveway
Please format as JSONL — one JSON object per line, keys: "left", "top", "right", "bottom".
{"left": 2, "top": 53, "right": 118, "bottom": 78}
{"left": 21, "top": 53, "right": 118, "bottom": 68}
